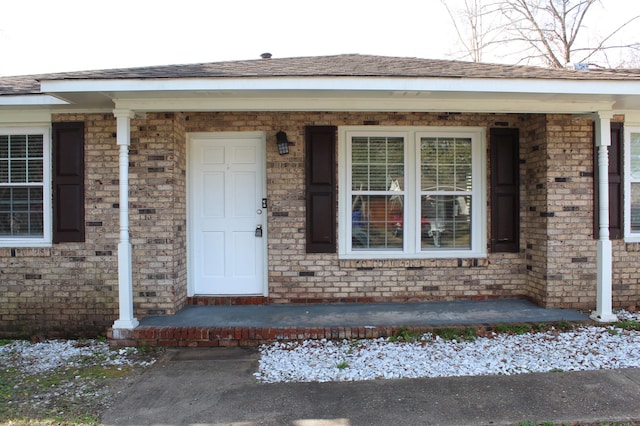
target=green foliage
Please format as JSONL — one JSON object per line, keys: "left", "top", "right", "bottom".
{"left": 388, "top": 328, "right": 422, "bottom": 343}
{"left": 495, "top": 323, "right": 533, "bottom": 335}
{"left": 535, "top": 323, "right": 550, "bottom": 332}
{"left": 0, "top": 340, "right": 156, "bottom": 425}
{"left": 435, "top": 328, "right": 460, "bottom": 340}
{"left": 336, "top": 360, "right": 349, "bottom": 370}
{"left": 432, "top": 328, "right": 477, "bottom": 342}
{"left": 554, "top": 321, "right": 574, "bottom": 332}
{"left": 613, "top": 319, "right": 640, "bottom": 331}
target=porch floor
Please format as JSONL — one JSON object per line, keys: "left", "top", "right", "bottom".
{"left": 109, "top": 299, "right": 591, "bottom": 347}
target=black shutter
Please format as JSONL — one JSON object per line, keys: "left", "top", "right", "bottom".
{"left": 490, "top": 128, "right": 520, "bottom": 253}
{"left": 52, "top": 122, "right": 85, "bottom": 243}
{"left": 594, "top": 122, "right": 623, "bottom": 240}
{"left": 305, "top": 126, "right": 337, "bottom": 253}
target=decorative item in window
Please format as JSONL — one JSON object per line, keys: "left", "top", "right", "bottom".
{"left": 276, "top": 131, "right": 290, "bottom": 155}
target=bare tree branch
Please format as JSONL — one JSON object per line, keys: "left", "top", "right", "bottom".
{"left": 441, "top": 0, "right": 640, "bottom": 68}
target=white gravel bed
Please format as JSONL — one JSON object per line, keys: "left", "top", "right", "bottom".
{"left": 0, "top": 339, "right": 155, "bottom": 375}
{"left": 255, "top": 311, "right": 640, "bottom": 383}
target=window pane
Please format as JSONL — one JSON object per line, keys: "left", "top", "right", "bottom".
{"left": 0, "top": 135, "right": 8, "bottom": 183}
{"left": 0, "top": 213, "right": 9, "bottom": 236}
{"left": 0, "top": 135, "right": 7, "bottom": 158}
{"left": 631, "top": 133, "right": 640, "bottom": 180}
{"left": 421, "top": 137, "right": 472, "bottom": 191}
{"left": 631, "top": 133, "right": 640, "bottom": 233}
{"left": 352, "top": 195, "right": 403, "bottom": 250}
{"left": 28, "top": 159, "right": 43, "bottom": 183}
{"left": 421, "top": 195, "right": 471, "bottom": 249}
{"left": 0, "top": 160, "right": 7, "bottom": 183}
{"left": 10, "top": 160, "right": 27, "bottom": 183}
{"left": 351, "top": 136, "right": 404, "bottom": 192}
{"left": 632, "top": 183, "right": 640, "bottom": 232}
{"left": 369, "top": 164, "right": 388, "bottom": 190}
{"left": 0, "top": 134, "right": 44, "bottom": 184}
{"left": 27, "top": 135, "right": 43, "bottom": 157}
{"left": 0, "top": 132, "right": 46, "bottom": 239}
{"left": 0, "top": 188, "right": 9, "bottom": 212}
{"left": 11, "top": 213, "right": 30, "bottom": 235}
{"left": 10, "top": 135, "right": 27, "bottom": 158}
{"left": 0, "top": 187, "right": 44, "bottom": 237}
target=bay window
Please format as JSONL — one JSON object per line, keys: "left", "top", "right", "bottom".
{"left": 339, "top": 126, "right": 486, "bottom": 259}
{"left": 0, "top": 128, "right": 51, "bottom": 246}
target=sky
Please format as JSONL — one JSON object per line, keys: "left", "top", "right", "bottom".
{"left": 1, "top": 0, "right": 640, "bottom": 76}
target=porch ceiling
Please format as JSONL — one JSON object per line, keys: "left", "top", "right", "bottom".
{"left": 23, "top": 88, "right": 634, "bottom": 114}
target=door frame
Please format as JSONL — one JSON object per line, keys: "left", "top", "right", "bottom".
{"left": 186, "top": 131, "right": 268, "bottom": 297}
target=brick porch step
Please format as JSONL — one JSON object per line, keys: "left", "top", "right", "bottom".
{"left": 107, "top": 299, "right": 592, "bottom": 348}
{"left": 107, "top": 324, "right": 487, "bottom": 348}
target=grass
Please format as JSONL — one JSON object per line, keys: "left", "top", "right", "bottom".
{"left": 0, "top": 339, "right": 160, "bottom": 426}
{"left": 495, "top": 323, "right": 533, "bottom": 335}
{"left": 336, "top": 360, "right": 349, "bottom": 370}
{"left": 613, "top": 319, "right": 640, "bottom": 331}
{"left": 387, "top": 327, "right": 478, "bottom": 343}
{"left": 0, "top": 362, "right": 134, "bottom": 424}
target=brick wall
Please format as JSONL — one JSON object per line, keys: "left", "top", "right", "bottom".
{"left": 520, "top": 114, "right": 550, "bottom": 305}
{"left": 522, "top": 114, "right": 640, "bottom": 311}
{"left": 185, "top": 112, "right": 530, "bottom": 304}
{"left": 0, "top": 112, "right": 188, "bottom": 338}
{"left": 3, "top": 110, "right": 638, "bottom": 338}
{"left": 129, "top": 113, "right": 187, "bottom": 316}
{"left": 0, "top": 114, "right": 120, "bottom": 337}
{"left": 546, "top": 116, "right": 600, "bottom": 308}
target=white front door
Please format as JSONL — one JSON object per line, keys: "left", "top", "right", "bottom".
{"left": 188, "top": 133, "right": 266, "bottom": 295}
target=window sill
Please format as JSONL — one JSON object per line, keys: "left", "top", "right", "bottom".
{"left": 339, "top": 257, "right": 489, "bottom": 269}
{"left": 0, "top": 240, "right": 51, "bottom": 248}
{"left": 0, "top": 247, "right": 52, "bottom": 257}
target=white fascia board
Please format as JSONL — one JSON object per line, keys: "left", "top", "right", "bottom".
{"left": 0, "top": 95, "right": 68, "bottom": 106}
{"left": 114, "top": 96, "right": 615, "bottom": 114}
{"left": 0, "top": 110, "right": 52, "bottom": 124}
{"left": 40, "top": 76, "right": 640, "bottom": 96}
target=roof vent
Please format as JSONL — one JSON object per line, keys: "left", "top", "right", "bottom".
{"left": 260, "top": 52, "right": 272, "bottom": 59}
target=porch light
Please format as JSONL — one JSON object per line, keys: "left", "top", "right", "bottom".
{"left": 276, "top": 131, "right": 290, "bottom": 155}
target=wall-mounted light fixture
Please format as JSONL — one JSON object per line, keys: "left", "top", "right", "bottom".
{"left": 276, "top": 131, "right": 290, "bottom": 155}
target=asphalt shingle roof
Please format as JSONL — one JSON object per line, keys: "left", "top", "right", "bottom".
{"left": 2, "top": 54, "right": 640, "bottom": 97}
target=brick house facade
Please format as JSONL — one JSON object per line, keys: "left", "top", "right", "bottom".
{"left": 1, "top": 55, "right": 640, "bottom": 337}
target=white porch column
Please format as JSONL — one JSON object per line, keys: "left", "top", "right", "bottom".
{"left": 112, "top": 109, "right": 139, "bottom": 330}
{"left": 591, "top": 111, "right": 617, "bottom": 322}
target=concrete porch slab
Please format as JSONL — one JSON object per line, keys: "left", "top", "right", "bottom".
{"left": 108, "top": 299, "right": 591, "bottom": 347}
{"left": 139, "top": 299, "right": 589, "bottom": 328}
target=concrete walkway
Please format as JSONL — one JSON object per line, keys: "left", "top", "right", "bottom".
{"left": 139, "top": 299, "right": 589, "bottom": 328}
{"left": 101, "top": 347, "right": 640, "bottom": 426}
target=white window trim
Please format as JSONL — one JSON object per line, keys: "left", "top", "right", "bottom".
{"left": 338, "top": 126, "right": 486, "bottom": 259}
{"left": 0, "top": 126, "right": 52, "bottom": 247}
{"left": 624, "top": 126, "right": 640, "bottom": 242}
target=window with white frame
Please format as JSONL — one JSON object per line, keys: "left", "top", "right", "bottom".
{"left": 625, "top": 127, "right": 640, "bottom": 241}
{"left": 339, "top": 127, "right": 486, "bottom": 259}
{"left": 0, "top": 128, "right": 51, "bottom": 246}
